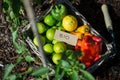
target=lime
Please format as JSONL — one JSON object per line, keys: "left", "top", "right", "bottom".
{"left": 37, "top": 22, "right": 47, "bottom": 34}
{"left": 46, "top": 28, "right": 56, "bottom": 41}
{"left": 33, "top": 35, "right": 46, "bottom": 46}
{"left": 43, "top": 43, "right": 53, "bottom": 54}
{"left": 52, "top": 53, "right": 62, "bottom": 64}
{"left": 44, "top": 14, "right": 56, "bottom": 26}
{"left": 53, "top": 42, "right": 67, "bottom": 53}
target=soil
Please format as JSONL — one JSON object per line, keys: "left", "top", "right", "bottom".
{"left": 0, "top": 0, "right": 120, "bottom": 80}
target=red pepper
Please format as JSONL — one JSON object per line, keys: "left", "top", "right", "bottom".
{"left": 75, "top": 35, "right": 103, "bottom": 67}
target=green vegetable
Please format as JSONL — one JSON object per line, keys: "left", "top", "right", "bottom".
{"left": 51, "top": 4, "right": 67, "bottom": 21}
{"left": 44, "top": 14, "right": 56, "bottom": 26}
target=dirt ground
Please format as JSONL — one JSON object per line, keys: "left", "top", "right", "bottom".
{"left": 0, "top": 0, "right": 120, "bottom": 80}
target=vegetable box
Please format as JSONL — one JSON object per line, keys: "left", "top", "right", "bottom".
{"left": 23, "top": 0, "right": 115, "bottom": 73}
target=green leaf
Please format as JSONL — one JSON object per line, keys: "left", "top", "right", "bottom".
{"left": 6, "top": 16, "right": 12, "bottom": 22}
{"left": 16, "top": 41, "right": 27, "bottom": 54}
{"left": 61, "top": 60, "right": 70, "bottom": 71}
{"left": 10, "top": 11, "right": 15, "bottom": 19}
{"left": 78, "top": 63, "right": 85, "bottom": 70}
{"left": 71, "top": 70, "right": 79, "bottom": 80}
{"left": 10, "top": 26, "right": 18, "bottom": 42}
{"left": 55, "top": 70, "right": 65, "bottom": 80}
{"left": 80, "top": 69, "right": 95, "bottom": 80}
{"left": 7, "top": 74, "right": 16, "bottom": 80}
{"left": 25, "top": 55, "right": 35, "bottom": 62}
{"left": 3, "top": 64, "right": 15, "bottom": 80}
{"left": 16, "top": 56, "right": 23, "bottom": 64}
{"left": 35, "top": 78, "right": 43, "bottom": 80}
{"left": 32, "top": 67, "right": 49, "bottom": 76}
{"left": 24, "top": 67, "right": 33, "bottom": 74}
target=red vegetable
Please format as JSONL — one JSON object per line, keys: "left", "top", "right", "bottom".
{"left": 75, "top": 35, "right": 103, "bottom": 67}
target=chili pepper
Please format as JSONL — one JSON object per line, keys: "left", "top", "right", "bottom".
{"left": 75, "top": 35, "right": 103, "bottom": 67}
{"left": 51, "top": 4, "right": 67, "bottom": 21}
{"left": 76, "top": 25, "right": 90, "bottom": 34}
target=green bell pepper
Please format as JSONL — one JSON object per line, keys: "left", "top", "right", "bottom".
{"left": 51, "top": 4, "right": 67, "bottom": 21}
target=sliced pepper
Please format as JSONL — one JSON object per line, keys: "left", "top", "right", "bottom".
{"left": 75, "top": 35, "right": 103, "bottom": 67}
{"left": 51, "top": 4, "right": 67, "bottom": 21}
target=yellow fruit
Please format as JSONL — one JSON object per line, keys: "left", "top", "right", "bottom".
{"left": 62, "top": 15, "right": 78, "bottom": 32}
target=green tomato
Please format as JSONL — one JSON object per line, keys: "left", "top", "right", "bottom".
{"left": 44, "top": 14, "right": 56, "bottom": 26}
{"left": 46, "top": 28, "right": 56, "bottom": 41}
{"left": 43, "top": 43, "right": 53, "bottom": 54}
{"left": 33, "top": 35, "right": 46, "bottom": 46}
{"left": 52, "top": 53, "right": 62, "bottom": 64}
{"left": 37, "top": 22, "right": 47, "bottom": 34}
{"left": 53, "top": 42, "right": 67, "bottom": 54}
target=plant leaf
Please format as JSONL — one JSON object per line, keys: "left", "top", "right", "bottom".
{"left": 16, "top": 56, "right": 23, "bottom": 64}
{"left": 78, "top": 63, "right": 86, "bottom": 70}
{"left": 24, "top": 67, "right": 33, "bottom": 74}
{"left": 3, "top": 64, "right": 15, "bottom": 80}
{"left": 71, "top": 70, "right": 79, "bottom": 80}
{"left": 35, "top": 78, "right": 43, "bottom": 80}
{"left": 32, "top": 67, "right": 49, "bottom": 76}
{"left": 61, "top": 60, "right": 70, "bottom": 71}
{"left": 7, "top": 74, "right": 16, "bottom": 80}
{"left": 25, "top": 55, "right": 35, "bottom": 62}
{"left": 80, "top": 69, "right": 95, "bottom": 80}
{"left": 10, "top": 11, "right": 15, "bottom": 19}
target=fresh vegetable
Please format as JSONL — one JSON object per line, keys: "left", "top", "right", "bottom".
{"left": 71, "top": 32, "right": 83, "bottom": 39}
{"left": 53, "top": 42, "right": 67, "bottom": 54}
{"left": 44, "top": 14, "right": 56, "bottom": 26}
{"left": 37, "top": 22, "right": 47, "bottom": 34}
{"left": 62, "top": 15, "right": 78, "bottom": 32}
{"left": 43, "top": 43, "right": 53, "bottom": 54}
{"left": 75, "top": 35, "right": 103, "bottom": 67}
{"left": 76, "top": 25, "right": 90, "bottom": 34}
{"left": 51, "top": 4, "right": 67, "bottom": 21}
{"left": 33, "top": 35, "right": 46, "bottom": 46}
{"left": 52, "top": 53, "right": 62, "bottom": 64}
{"left": 46, "top": 28, "right": 56, "bottom": 41}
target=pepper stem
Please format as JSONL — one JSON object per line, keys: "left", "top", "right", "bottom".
{"left": 55, "top": 5, "right": 59, "bottom": 13}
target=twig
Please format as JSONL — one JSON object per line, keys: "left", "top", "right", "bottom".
{"left": 22, "top": 0, "right": 47, "bottom": 67}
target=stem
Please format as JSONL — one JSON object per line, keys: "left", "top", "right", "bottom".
{"left": 22, "top": 0, "right": 49, "bottom": 79}
{"left": 23, "top": 0, "right": 49, "bottom": 80}
{"left": 23, "top": 0, "right": 47, "bottom": 67}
